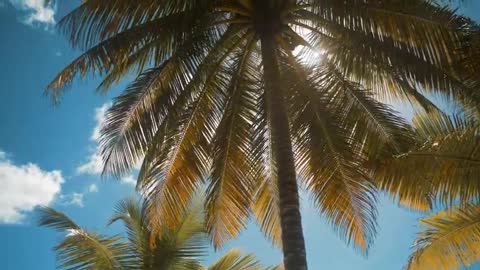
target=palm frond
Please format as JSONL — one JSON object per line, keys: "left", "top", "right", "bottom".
{"left": 38, "top": 207, "right": 135, "bottom": 270}
{"left": 251, "top": 75, "right": 283, "bottom": 247}
{"left": 376, "top": 112, "right": 480, "bottom": 210}
{"left": 292, "top": 9, "right": 469, "bottom": 109}
{"left": 204, "top": 249, "right": 263, "bottom": 270}
{"left": 305, "top": 0, "right": 469, "bottom": 61}
{"left": 37, "top": 207, "right": 81, "bottom": 232}
{"left": 137, "top": 27, "right": 252, "bottom": 231}
{"left": 99, "top": 24, "right": 232, "bottom": 178}
{"left": 107, "top": 197, "right": 147, "bottom": 253}
{"left": 407, "top": 204, "right": 480, "bottom": 270}
{"left": 206, "top": 39, "right": 260, "bottom": 248}
{"left": 279, "top": 53, "right": 386, "bottom": 252}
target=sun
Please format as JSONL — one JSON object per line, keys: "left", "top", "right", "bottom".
{"left": 291, "top": 26, "right": 325, "bottom": 66}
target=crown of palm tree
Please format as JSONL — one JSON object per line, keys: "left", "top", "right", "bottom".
{"left": 47, "top": 1, "right": 476, "bottom": 269}
{"left": 38, "top": 197, "right": 276, "bottom": 270}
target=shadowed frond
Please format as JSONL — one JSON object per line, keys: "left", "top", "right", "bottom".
{"left": 251, "top": 84, "right": 283, "bottom": 247}
{"left": 38, "top": 207, "right": 81, "bottom": 232}
{"left": 100, "top": 26, "right": 236, "bottom": 178}
{"left": 139, "top": 28, "right": 254, "bottom": 233}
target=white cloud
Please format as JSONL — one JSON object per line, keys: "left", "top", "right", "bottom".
{"left": 60, "top": 193, "right": 84, "bottom": 207}
{"left": 0, "top": 151, "right": 64, "bottom": 224}
{"left": 76, "top": 151, "right": 104, "bottom": 175}
{"left": 77, "top": 103, "right": 142, "bottom": 188}
{"left": 9, "top": 0, "right": 56, "bottom": 26}
{"left": 88, "top": 184, "right": 99, "bottom": 193}
{"left": 76, "top": 103, "right": 111, "bottom": 175}
{"left": 121, "top": 175, "right": 136, "bottom": 186}
{"left": 91, "top": 103, "right": 110, "bottom": 142}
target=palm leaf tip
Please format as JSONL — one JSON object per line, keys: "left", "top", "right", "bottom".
{"left": 407, "top": 204, "right": 480, "bottom": 270}
{"left": 37, "top": 207, "right": 81, "bottom": 232}
{"left": 206, "top": 249, "right": 263, "bottom": 270}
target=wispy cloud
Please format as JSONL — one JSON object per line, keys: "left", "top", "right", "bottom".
{"left": 77, "top": 151, "right": 104, "bottom": 175}
{"left": 121, "top": 175, "right": 137, "bottom": 186}
{"left": 60, "top": 192, "right": 84, "bottom": 208}
{"left": 8, "top": 0, "right": 55, "bottom": 27}
{"left": 77, "top": 103, "right": 140, "bottom": 186}
{"left": 0, "top": 150, "right": 64, "bottom": 224}
{"left": 77, "top": 103, "right": 111, "bottom": 175}
{"left": 58, "top": 183, "right": 100, "bottom": 208}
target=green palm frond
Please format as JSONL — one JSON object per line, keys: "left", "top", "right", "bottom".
{"left": 38, "top": 207, "right": 81, "bottom": 232}
{"left": 251, "top": 90, "right": 283, "bottom": 247}
{"left": 108, "top": 197, "right": 207, "bottom": 270}
{"left": 48, "top": 3, "right": 216, "bottom": 100}
{"left": 407, "top": 204, "right": 480, "bottom": 270}
{"left": 282, "top": 54, "right": 412, "bottom": 251}
{"left": 40, "top": 198, "right": 269, "bottom": 270}
{"left": 107, "top": 197, "right": 147, "bottom": 253}
{"left": 38, "top": 207, "right": 135, "bottom": 270}
{"left": 305, "top": 0, "right": 469, "bottom": 58}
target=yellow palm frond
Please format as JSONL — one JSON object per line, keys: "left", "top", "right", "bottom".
{"left": 206, "top": 41, "right": 259, "bottom": 248}
{"left": 376, "top": 112, "right": 480, "bottom": 210}
{"left": 204, "top": 249, "right": 264, "bottom": 270}
{"left": 407, "top": 204, "right": 480, "bottom": 270}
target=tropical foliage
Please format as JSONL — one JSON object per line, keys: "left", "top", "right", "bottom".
{"left": 375, "top": 112, "right": 480, "bottom": 270}
{"left": 38, "top": 197, "right": 273, "bottom": 270}
{"left": 375, "top": 24, "right": 480, "bottom": 268}
{"left": 47, "top": 0, "right": 477, "bottom": 268}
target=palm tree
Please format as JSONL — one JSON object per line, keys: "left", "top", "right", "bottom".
{"left": 38, "top": 197, "right": 272, "bottom": 270}
{"left": 47, "top": 1, "right": 475, "bottom": 268}
{"left": 375, "top": 112, "right": 480, "bottom": 270}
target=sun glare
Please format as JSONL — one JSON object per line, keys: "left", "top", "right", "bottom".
{"left": 292, "top": 26, "right": 324, "bottom": 66}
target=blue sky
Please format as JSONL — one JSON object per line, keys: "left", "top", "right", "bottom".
{"left": 0, "top": 1, "right": 479, "bottom": 269}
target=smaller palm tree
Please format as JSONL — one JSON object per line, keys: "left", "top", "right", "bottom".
{"left": 375, "top": 112, "right": 480, "bottom": 270}
{"left": 38, "top": 197, "right": 273, "bottom": 270}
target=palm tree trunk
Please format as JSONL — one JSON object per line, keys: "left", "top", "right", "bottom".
{"left": 260, "top": 35, "right": 308, "bottom": 270}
